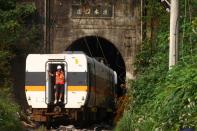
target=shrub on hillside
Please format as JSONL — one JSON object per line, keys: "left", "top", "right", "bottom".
{"left": 0, "top": 92, "right": 22, "bottom": 130}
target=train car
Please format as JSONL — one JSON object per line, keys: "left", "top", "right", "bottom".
{"left": 25, "top": 52, "right": 117, "bottom": 123}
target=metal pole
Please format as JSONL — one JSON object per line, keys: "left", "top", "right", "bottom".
{"left": 169, "top": 0, "right": 179, "bottom": 69}
{"left": 48, "top": 0, "right": 51, "bottom": 53}
{"left": 141, "top": 0, "right": 143, "bottom": 45}
{"left": 44, "top": 0, "right": 47, "bottom": 53}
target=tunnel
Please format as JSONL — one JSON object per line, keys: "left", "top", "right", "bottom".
{"left": 66, "top": 36, "right": 126, "bottom": 96}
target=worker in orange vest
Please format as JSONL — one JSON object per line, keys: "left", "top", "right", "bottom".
{"left": 49, "top": 65, "right": 65, "bottom": 104}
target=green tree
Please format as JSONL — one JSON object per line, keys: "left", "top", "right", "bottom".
{"left": 0, "top": 0, "right": 42, "bottom": 129}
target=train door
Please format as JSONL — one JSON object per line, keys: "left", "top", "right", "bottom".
{"left": 45, "top": 61, "right": 67, "bottom": 104}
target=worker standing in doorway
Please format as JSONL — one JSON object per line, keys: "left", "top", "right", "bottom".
{"left": 48, "top": 65, "right": 65, "bottom": 104}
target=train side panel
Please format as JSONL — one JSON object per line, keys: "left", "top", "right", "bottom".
{"left": 86, "top": 58, "right": 116, "bottom": 109}
{"left": 94, "top": 60, "right": 115, "bottom": 108}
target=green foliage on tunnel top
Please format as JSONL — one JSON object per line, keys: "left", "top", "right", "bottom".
{"left": 0, "top": 0, "right": 42, "bottom": 129}
{"left": 116, "top": 0, "right": 197, "bottom": 131}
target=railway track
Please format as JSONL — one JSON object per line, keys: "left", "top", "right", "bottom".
{"left": 51, "top": 124, "right": 113, "bottom": 131}
{"left": 22, "top": 113, "right": 114, "bottom": 131}
{"left": 23, "top": 122, "right": 113, "bottom": 131}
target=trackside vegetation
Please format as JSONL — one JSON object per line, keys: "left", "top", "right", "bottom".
{"left": 0, "top": 91, "right": 21, "bottom": 130}
{"left": 0, "top": 0, "right": 42, "bottom": 130}
{"left": 116, "top": 0, "right": 197, "bottom": 130}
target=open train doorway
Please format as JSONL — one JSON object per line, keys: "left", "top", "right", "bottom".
{"left": 66, "top": 36, "right": 126, "bottom": 97}
{"left": 45, "top": 61, "right": 67, "bottom": 104}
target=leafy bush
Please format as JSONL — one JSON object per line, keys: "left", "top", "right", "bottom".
{"left": 0, "top": 91, "right": 22, "bottom": 130}
{"left": 0, "top": 51, "right": 12, "bottom": 86}
{"left": 116, "top": 1, "right": 197, "bottom": 130}
{"left": 152, "top": 60, "right": 197, "bottom": 129}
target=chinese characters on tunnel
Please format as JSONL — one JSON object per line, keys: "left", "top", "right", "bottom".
{"left": 72, "top": 0, "right": 113, "bottom": 17}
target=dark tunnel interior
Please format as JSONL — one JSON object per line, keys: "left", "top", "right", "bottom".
{"left": 66, "top": 36, "right": 126, "bottom": 96}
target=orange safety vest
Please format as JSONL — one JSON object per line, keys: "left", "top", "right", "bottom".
{"left": 55, "top": 71, "right": 64, "bottom": 84}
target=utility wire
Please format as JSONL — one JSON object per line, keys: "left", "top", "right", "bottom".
{"left": 91, "top": 17, "right": 108, "bottom": 63}
{"left": 75, "top": 8, "right": 93, "bottom": 57}
{"left": 89, "top": 15, "right": 108, "bottom": 64}
{"left": 95, "top": 35, "right": 108, "bottom": 64}
{"left": 91, "top": 2, "right": 126, "bottom": 82}
{"left": 84, "top": 37, "right": 93, "bottom": 57}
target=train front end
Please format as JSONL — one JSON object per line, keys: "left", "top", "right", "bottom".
{"left": 25, "top": 53, "right": 88, "bottom": 122}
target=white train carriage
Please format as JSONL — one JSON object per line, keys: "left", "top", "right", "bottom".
{"left": 25, "top": 52, "right": 117, "bottom": 122}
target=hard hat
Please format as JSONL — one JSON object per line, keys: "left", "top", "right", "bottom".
{"left": 57, "top": 65, "right": 62, "bottom": 70}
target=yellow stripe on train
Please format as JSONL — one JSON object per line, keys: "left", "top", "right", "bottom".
{"left": 25, "top": 86, "right": 88, "bottom": 91}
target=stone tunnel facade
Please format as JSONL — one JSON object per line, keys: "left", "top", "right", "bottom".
{"left": 35, "top": 0, "right": 141, "bottom": 83}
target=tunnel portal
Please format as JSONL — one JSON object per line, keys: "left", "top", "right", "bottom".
{"left": 66, "top": 36, "right": 126, "bottom": 96}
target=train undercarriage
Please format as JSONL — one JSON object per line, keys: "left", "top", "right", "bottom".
{"left": 28, "top": 105, "right": 115, "bottom": 128}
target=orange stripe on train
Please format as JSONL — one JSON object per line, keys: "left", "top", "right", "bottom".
{"left": 25, "top": 86, "right": 88, "bottom": 91}
{"left": 25, "top": 86, "right": 45, "bottom": 91}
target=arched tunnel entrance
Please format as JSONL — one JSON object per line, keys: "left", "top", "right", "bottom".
{"left": 66, "top": 36, "right": 126, "bottom": 96}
